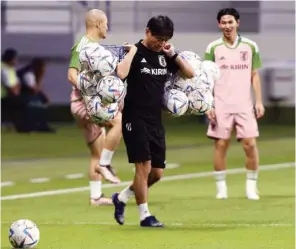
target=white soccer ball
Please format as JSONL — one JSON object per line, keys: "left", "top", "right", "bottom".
{"left": 79, "top": 44, "right": 118, "bottom": 77}
{"left": 9, "top": 219, "right": 40, "bottom": 248}
{"left": 200, "top": 60, "right": 220, "bottom": 80}
{"left": 86, "top": 96, "right": 119, "bottom": 124}
{"left": 188, "top": 88, "right": 214, "bottom": 115}
{"left": 97, "top": 75, "right": 126, "bottom": 104}
{"left": 196, "top": 71, "right": 215, "bottom": 91}
{"left": 79, "top": 43, "right": 103, "bottom": 69}
{"left": 163, "top": 89, "right": 188, "bottom": 117}
{"left": 77, "top": 71, "right": 98, "bottom": 96}
{"left": 179, "top": 50, "right": 202, "bottom": 74}
{"left": 164, "top": 80, "right": 173, "bottom": 91}
{"left": 171, "top": 74, "right": 198, "bottom": 95}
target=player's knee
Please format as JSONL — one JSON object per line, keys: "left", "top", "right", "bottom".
{"left": 135, "top": 162, "right": 151, "bottom": 179}
{"left": 151, "top": 168, "right": 163, "bottom": 182}
{"left": 242, "top": 138, "right": 257, "bottom": 153}
{"left": 215, "top": 139, "right": 229, "bottom": 151}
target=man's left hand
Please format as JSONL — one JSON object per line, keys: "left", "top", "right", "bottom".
{"left": 255, "top": 102, "right": 265, "bottom": 119}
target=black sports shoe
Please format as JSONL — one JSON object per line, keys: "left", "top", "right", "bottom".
{"left": 112, "top": 192, "right": 126, "bottom": 225}
{"left": 140, "top": 216, "right": 164, "bottom": 228}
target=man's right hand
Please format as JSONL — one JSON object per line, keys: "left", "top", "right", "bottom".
{"left": 206, "top": 108, "right": 216, "bottom": 122}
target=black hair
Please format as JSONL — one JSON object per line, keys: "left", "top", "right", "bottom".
{"left": 217, "top": 8, "right": 240, "bottom": 22}
{"left": 1, "top": 48, "right": 17, "bottom": 63}
{"left": 146, "top": 15, "right": 174, "bottom": 39}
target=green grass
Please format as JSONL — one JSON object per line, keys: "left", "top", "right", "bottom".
{"left": 1, "top": 124, "right": 295, "bottom": 249}
{"left": 1, "top": 135, "right": 294, "bottom": 196}
{"left": 1, "top": 123, "right": 294, "bottom": 160}
{"left": 1, "top": 169, "right": 295, "bottom": 249}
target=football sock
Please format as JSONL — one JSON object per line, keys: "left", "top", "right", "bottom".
{"left": 214, "top": 170, "right": 227, "bottom": 192}
{"left": 89, "top": 181, "right": 102, "bottom": 199}
{"left": 118, "top": 186, "right": 134, "bottom": 203}
{"left": 99, "top": 149, "right": 114, "bottom": 166}
{"left": 246, "top": 170, "right": 258, "bottom": 191}
{"left": 138, "top": 203, "right": 151, "bottom": 221}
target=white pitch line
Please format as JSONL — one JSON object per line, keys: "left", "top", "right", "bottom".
{"left": 166, "top": 163, "right": 180, "bottom": 169}
{"left": 0, "top": 220, "right": 293, "bottom": 228}
{"left": 0, "top": 181, "right": 15, "bottom": 187}
{"left": 1, "top": 162, "right": 294, "bottom": 201}
{"left": 29, "top": 178, "right": 50, "bottom": 183}
{"left": 64, "top": 173, "right": 85, "bottom": 179}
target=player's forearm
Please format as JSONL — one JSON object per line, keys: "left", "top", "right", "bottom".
{"left": 174, "top": 55, "right": 195, "bottom": 79}
{"left": 116, "top": 50, "right": 137, "bottom": 80}
{"left": 252, "top": 71, "right": 263, "bottom": 103}
{"left": 67, "top": 68, "right": 78, "bottom": 87}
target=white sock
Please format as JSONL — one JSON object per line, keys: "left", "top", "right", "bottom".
{"left": 118, "top": 186, "right": 134, "bottom": 203}
{"left": 246, "top": 169, "right": 258, "bottom": 181}
{"left": 89, "top": 181, "right": 102, "bottom": 199}
{"left": 99, "top": 149, "right": 114, "bottom": 166}
{"left": 138, "top": 203, "right": 151, "bottom": 221}
{"left": 246, "top": 170, "right": 258, "bottom": 192}
{"left": 214, "top": 171, "right": 227, "bottom": 191}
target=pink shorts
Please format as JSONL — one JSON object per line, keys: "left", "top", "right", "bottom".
{"left": 207, "top": 111, "right": 259, "bottom": 140}
{"left": 70, "top": 100, "right": 103, "bottom": 144}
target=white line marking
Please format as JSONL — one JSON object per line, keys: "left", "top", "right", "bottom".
{"left": 64, "top": 173, "right": 85, "bottom": 179}
{"left": 1, "top": 220, "right": 293, "bottom": 228}
{"left": 0, "top": 181, "right": 15, "bottom": 187}
{"left": 1, "top": 162, "right": 294, "bottom": 201}
{"left": 166, "top": 163, "right": 180, "bottom": 169}
{"left": 29, "top": 178, "right": 50, "bottom": 183}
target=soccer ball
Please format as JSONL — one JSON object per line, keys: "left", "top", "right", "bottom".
{"left": 97, "top": 75, "right": 126, "bottom": 104}
{"left": 188, "top": 88, "right": 214, "bottom": 115}
{"left": 86, "top": 96, "right": 119, "bottom": 124}
{"left": 164, "top": 80, "right": 173, "bottom": 91}
{"left": 79, "top": 43, "right": 118, "bottom": 77}
{"left": 179, "top": 50, "right": 202, "bottom": 74}
{"left": 171, "top": 73, "right": 198, "bottom": 95}
{"left": 79, "top": 43, "right": 103, "bottom": 70}
{"left": 196, "top": 71, "right": 215, "bottom": 91}
{"left": 163, "top": 89, "right": 188, "bottom": 117}
{"left": 9, "top": 219, "right": 40, "bottom": 248}
{"left": 200, "top": 60, "right": 220, "bottom": 81}
{"left": 77, "top": 71, "right": 98, "bottom": 96}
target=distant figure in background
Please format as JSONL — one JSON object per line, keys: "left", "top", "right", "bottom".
{"left": 17, "top": 58, "right": 55, "bottom": 133}
{"left": 1, "top": 48, "right": 24, "bottom": 132}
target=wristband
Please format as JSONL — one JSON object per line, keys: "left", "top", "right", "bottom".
{"left": 171, "top": 53, "right": 178, "bottom": 61}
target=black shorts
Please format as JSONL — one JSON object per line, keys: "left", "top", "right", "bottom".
{"left": 122, "top": 117, "right": 166, "bottom": 168}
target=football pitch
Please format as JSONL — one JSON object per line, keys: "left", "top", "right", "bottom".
{"left": 1, "top": 123, "right": 295, "bottom": 249}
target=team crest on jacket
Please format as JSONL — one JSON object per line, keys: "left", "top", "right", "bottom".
{"left": 240, "top": 51, "right": 248, "bottom": 61}
{"left": 158, "top": 55, "right": 167, "bottom": 67}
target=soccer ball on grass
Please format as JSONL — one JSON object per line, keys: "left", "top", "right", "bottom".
{"left": 9, "top": 219, "right": 40, "bottom": 248}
